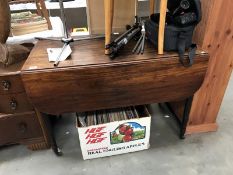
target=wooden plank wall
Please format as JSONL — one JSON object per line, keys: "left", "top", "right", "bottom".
{"left": 186, "top": 0, "right": 233, "bottom": 134}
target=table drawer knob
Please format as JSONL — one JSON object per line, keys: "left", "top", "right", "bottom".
{"left": 2, "top": 80, "right": 11, "bottom": 91}
{"left": 18, "top": 122, "right": 27, "bottom": 134}
{"left": 10, "top": 100, "right": 17, "bottom": 110}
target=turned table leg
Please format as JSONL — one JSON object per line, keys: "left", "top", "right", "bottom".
{"left": 104, "top": 0, "right": 114, "bottom": 55}
{"left": 158, "top": 0, "right": 167, "bottom": 55}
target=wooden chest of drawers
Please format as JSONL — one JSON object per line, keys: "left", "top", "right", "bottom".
{"left": 0, "top": 74, "right": 24, "bottom": 95}
{"left": 0, "top": 61, "right": 50, "bottom": 150}
{"left": 0, "top": 92, "right": 33, "bottom": 113}
{"left": 0, "top": 112, "right": 43, "bottom": 144}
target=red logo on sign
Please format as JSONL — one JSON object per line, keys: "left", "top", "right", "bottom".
{"left": 85, "top": 126, "right": 107, "bottom": 144}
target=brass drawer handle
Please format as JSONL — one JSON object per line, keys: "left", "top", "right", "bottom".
{"left": 10, "top": 100, "right": 17, "bottom": 110}
{"left": 18, "top": 122, "right": 27, "bottom": 134}
{"left": 2, "top": 80, "right": 11, "bottom": 91}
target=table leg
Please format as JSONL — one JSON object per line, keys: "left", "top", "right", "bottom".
{"left": 49, "top": 116, "right": 63, "bottom": 156}
{"left": 159, "top": 96, "right": 193, "bottom": 139}
{"left": 158, "top": 0, "right": 167, "bottom": 54}
{"left": 104, "top": 0, "right": 114, "bottom": 54}
{"left": 36, "top": 0, "right": 52, "bottom": 30}
{"left": 179, "top": 96, "right": 193, "bottom": 139}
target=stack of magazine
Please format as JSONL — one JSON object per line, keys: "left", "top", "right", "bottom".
{"left": 11, "top": 11, "right": 49, "bottom": 36}
{"left": 77, "top": 106, "right": 141, "bottom": 127}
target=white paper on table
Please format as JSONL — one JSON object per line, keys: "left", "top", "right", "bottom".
{"left": 47, "top": 45, "right": 72, "bottom": 62}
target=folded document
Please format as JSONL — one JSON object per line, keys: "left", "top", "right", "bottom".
{"left": 47, "top": 45, "right": 72, "bottom": 62}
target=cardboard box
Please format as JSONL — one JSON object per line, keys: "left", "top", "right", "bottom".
{"left": 77, "top": 106, "right": 151, "bottom": 160}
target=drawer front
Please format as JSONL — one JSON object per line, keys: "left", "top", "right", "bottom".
{"left": 0, "top": 74, "right": 25, "bottom": 95}
{"left": 0, "top": 112, "right": 43, "bottom": 145}
{"left": 0, "top": 93, "right": 33, "bottom": 114}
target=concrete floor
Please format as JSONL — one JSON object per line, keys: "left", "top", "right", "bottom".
{"left": 0, "top": 75, "right": 232, "bottom": 175}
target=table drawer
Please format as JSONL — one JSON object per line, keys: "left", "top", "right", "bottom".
{"left": 0, "top": 74, "right": 25, "bottom": 95}
{"left": 0, "top": 93, "right": 33, "bottom": 114}
{"left": 0, "top": 112, "right": 43, "bottom": 145}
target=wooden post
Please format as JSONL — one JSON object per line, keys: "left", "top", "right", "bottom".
{"left": 158, "top": 0, "right": 167, "bottom": 55}
{"left": 104, "top": 0, "right": 114, "bottom": 55}
{"left": 0, "top": 0, "right": 10, "bottom": 44}
{"left": 186, "top": 0, "right": 233, "bottom": 134}
{"left": 149, "top": 0, "right": 155, "bottom": 16}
